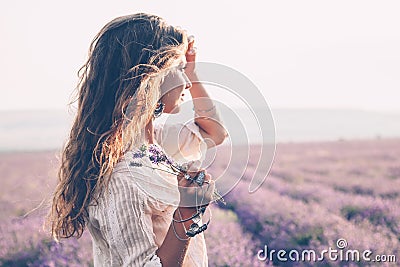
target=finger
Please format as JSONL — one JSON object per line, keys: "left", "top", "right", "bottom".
{"left": 198, "top": 173, "right": 211, "bottom": 186}
{"left": 186, "top": 164, "right": 204, "bottom": 175}
{"left": 181, "top": 160, "right": 200, "bottom": 173}
{"left": 204, "top": 173, "right": 211, "bottom": 182}
{"left": 177, "top": 173, "right": 193, "bottom": 186}
{"left": 186, "top": 36, "right": 195, "bottom": 53}
{"left": 186, "top": 43, "right": 197, "bottom": 61}
{"left": 206, "top": 180, "right": 215, "bottom": 202}
{"left": 186, "top": 51, "right": 196, "bottom": 63}
{"left": 187, "top": 35, "right": 195, "bottom": 46}
{"left": 200, "top": 180, "right": 215, "bottom": 206}
{"left": 186, "top": 45, "right": 196, "bottom": 54}
{"left": 188, "top": 40, "right": 194, "bottom": 50}
{"left": 187, "top": 170, "right": 208, "bottom": 187}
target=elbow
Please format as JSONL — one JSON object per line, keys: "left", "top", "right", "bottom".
{"left": 211, "top": 130, "right": 228, "bottom": 146}
{"left": 197, "top": 121, "right": 228, "bottom": 146}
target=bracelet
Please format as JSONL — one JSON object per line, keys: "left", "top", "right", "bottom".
{"left": 186, "top": 220, "right": 210, "bottom": 237}
{"left": 186, "top": 207, "right": 212, "bottom": 238}
{"left": 193, "top": 105, "right": 216, "bottom": 114}
{"left": 172, "top": 215, "right": 190, "bottom": 241}
{"left": 194, "top": 107, "right": 220, "bottom": 121}
{"left": 172, "top": 206, "right": 211, "bottom": 240}
{"left": 172, "top": 206, "right": 206, "bottom": 223}
{"left": 172, "top": 177, "right": 212, "bottom": 239}
{"left": 184, "top": 171, "right": 206, "bottom": 186}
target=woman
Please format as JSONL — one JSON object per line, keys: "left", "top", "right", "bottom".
{"left": 48, "top": 13, "right": 217, "bottom": 266}
{"left": 153, "top": 36, "right": 228, "bottom": 265}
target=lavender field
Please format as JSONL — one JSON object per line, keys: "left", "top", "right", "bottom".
{"left": 0, "top": 139, "right": 399, "bottom": 266}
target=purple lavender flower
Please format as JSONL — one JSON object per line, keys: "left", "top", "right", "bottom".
{"left": 0, "top": 216, "right": 93, "bottom": 267}
{"left": 165, "top": 154, "right": 174, "bottom": 165}
{"left": 129, "top": 161, "right": 143, "bottom": 167}
{"left": 148, "top": 144, "right": 174, "bottom": 165}
{"left": 148, "top": 144, "right": 162, "bottom": 155}
{"left": 131, "top": 144, "right": 176, "bottom": 167}
{"left": 130, "top": 144, "right": 225, "bottom": 205}
{"left": 132, "top": 151, "right": 145, "bottom": 159}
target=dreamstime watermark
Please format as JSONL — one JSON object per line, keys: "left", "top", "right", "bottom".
{"left": 124, "top": 61, "right": 276, "bottom": 206}
{"left": 257, "top": 238, "right": 397, "bottom": 264}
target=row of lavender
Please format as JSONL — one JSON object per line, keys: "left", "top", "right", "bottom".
{"left": 0, "top": 215, "right": 93, "bottom": 266}
{"left": 1, "top": 139, "right": 399, "bottom": 266}
{"left": 0, "top": 152, "right": 264, "bottom": 266}
{"left": 0, "top": 208, "right": 265, "bottom": 266}
{"left": 212, "top": 139, "right": 400, "bottom": 266}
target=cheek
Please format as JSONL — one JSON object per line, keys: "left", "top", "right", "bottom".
{"left": 170, "top": 87, "right": 185, "bottom": 102}
{"left": 160, "top": 71, "right": 186, "bottom": 96}
{"left": 159, "top": 87, "right": 183, "bottom": 113}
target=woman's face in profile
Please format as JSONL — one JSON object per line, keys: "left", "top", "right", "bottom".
{"left": 159, "top": 58, "right": 192, "bottom": 114}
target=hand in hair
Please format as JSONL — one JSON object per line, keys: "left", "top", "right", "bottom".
{"left": 184, "top": 35, "right": 196, "bottom": 77}
{"left": 184, "top": 36, "right": 228, "bottom": 147}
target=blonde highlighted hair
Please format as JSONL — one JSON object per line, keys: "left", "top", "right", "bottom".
{"left": 48, "top": 13, "right": 187, "bottom": 240}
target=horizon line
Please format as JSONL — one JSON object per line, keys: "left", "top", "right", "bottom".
{"left": 0, "top": 107, "right": 399, "bottom": 115}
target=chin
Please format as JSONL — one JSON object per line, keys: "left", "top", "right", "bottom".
{"left": 162, "top": 102, "right": 180, "bottom": 114}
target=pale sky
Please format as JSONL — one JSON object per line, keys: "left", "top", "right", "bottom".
{"left": 1, "top": 0, "right": 399, "bottom": 112}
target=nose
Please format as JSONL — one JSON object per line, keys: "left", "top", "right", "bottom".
{"left": 183, "top": 73, "right": 192, "bottom": 89}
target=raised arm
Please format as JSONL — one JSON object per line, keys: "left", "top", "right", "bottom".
{"left": 185, "top": 37, "right": 228, "bottom": 148}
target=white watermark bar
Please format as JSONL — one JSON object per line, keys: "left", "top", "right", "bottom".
{"left": 257, "top": 238, "right": 397, "bottom": 264}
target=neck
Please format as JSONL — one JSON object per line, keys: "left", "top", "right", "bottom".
{"left": 145, "top": 118, "right": 154, "bottom": 144}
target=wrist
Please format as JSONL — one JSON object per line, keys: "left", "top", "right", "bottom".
{"left": 177, "top": 206, "right": 197, "bottom": 217}
{"left": 174, "top": 207, "right": 198, "bottom": 230}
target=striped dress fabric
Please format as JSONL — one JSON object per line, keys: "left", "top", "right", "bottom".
{"left": 87, "top": 121, "right": 208, "bottom": 266}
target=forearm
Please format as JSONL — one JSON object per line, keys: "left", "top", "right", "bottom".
{"left": 155, "top": 208, "right": 196, "bottom": 267}
{"left": 188, "top": 72, "right": 227, "bottom": 146}
{"left": 188, "top": 73, "right": 215, "bottom": 114}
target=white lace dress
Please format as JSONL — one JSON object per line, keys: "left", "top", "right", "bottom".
{"left": 87, "top": 121, "right": 208, "bottom": 267}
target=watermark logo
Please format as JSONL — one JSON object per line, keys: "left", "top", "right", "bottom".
{"left": 336, "top": 238, "right": 347, "bottom": 249}
{"left": 257, "top": 238, "right": 397, "bottom": 264}
{"left": 123, "top": 62, "right": 276, "bottom": 206}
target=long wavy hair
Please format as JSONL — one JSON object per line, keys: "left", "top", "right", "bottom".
{"left": 47, "top": 13, "right": 187, "bottom": 240}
